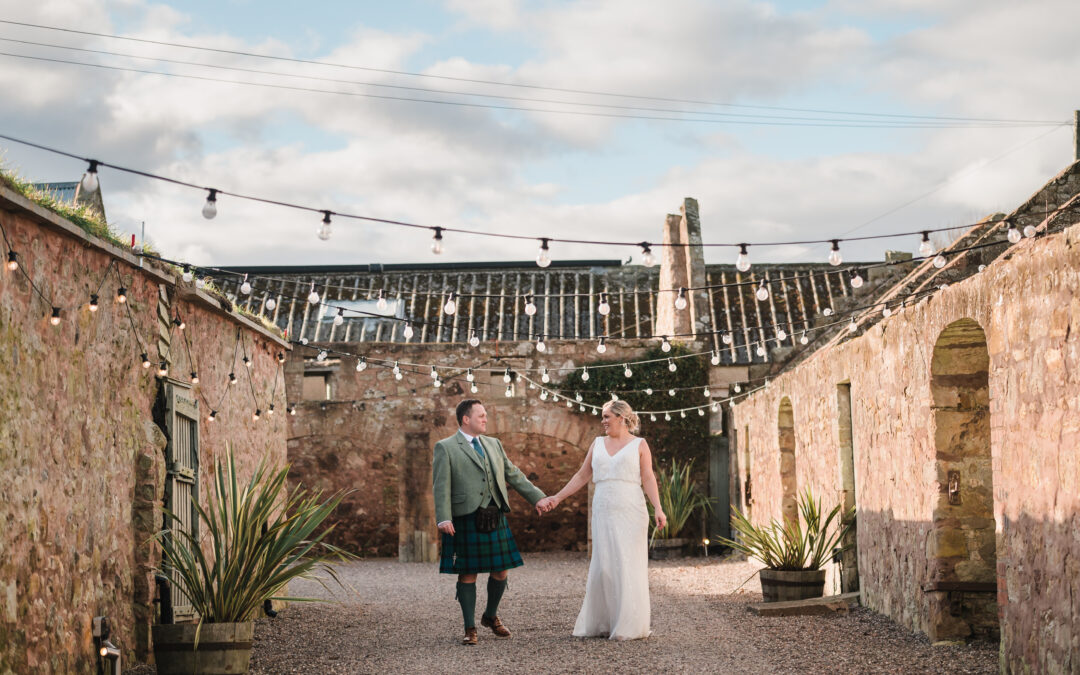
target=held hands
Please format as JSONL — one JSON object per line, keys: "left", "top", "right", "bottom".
{"left": 653, "top": 510, "right": 668, "bottom": 532}
{"left": 535, "top": 496, "right": 559, "bottom": 515}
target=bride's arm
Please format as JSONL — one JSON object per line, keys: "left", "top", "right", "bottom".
{"left": 544, "top": 447, "right": 594, "bottom": 508}
{"left": 639, "top": 440, "right": 667, "bottom": 530}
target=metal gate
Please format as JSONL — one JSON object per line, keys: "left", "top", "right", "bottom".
{"left": 163, "top": 380, "right": 199, "bottom": 620}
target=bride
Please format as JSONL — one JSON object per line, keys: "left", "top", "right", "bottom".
{"left": 537, "top": 400, "right": 667, "bottom": 640}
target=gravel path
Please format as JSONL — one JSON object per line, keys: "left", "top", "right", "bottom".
{"left": 247, "top": 552, "right": 997, "bottom": 674}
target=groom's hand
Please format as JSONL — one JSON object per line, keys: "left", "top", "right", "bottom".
{"left": 437, "top": 521, "right": 455, "bottom": 536}
{"left": 536, "top": 497, "right": 557, "bottom": 515}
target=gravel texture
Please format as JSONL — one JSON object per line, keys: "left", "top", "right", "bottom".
{"left": 241, "top": 552, "right": 998, "bottom": 674}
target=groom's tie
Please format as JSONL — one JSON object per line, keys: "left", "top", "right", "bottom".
{"left": 470, "top": 437, "right": 485, "bottom": 459}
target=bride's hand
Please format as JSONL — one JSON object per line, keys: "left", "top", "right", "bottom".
{"left": 654, "top": 510, "right": 667, "bottom": 531}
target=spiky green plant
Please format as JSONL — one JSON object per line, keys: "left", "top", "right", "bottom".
{"left": 154, "top": 446, "right": 355, "bottom": 626}
{"left": 717, "top": 488, "right": 853, "bottom": 570}
{"left": 650, "top": 459, "right": 712, "bottom": 540}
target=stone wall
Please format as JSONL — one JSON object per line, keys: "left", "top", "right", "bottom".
{"left": 0, "top": 187, "right": 289, "bottom": 672}
{"left": 730, "top": 220, "right": 1080, "bottom": 671}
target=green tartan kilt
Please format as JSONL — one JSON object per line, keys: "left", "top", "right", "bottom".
{"left": 439, "top": 511, "right": 524, "bottom": 574}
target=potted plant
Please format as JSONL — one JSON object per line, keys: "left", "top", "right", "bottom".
{"left": 648, "top": 459, "right": 712, "bottom": 559}
{"left": 717, "top": 488, "right": 853, "bottom": 602}
{"left": 152, "top": 447, "right": 354, "bottom": 675}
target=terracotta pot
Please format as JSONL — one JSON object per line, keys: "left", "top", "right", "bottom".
{"left": 152, "top": 621, "right": 254, "bottom": 675}
{"left": 759, "top": 569, "right": 826, "bottom": 603}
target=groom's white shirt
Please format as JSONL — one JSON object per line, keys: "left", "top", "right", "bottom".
{"left": 436, "top": 429, "right": 474, "bottom": 528}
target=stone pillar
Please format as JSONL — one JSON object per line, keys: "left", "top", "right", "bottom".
{"left": 398, "top": 424, "right": 439, "bottom": 562}
{"left": 680, "top": 198, "right": 712, "bottom": 339}
{"left": 655, "top": 214, "right": 692, "bottom": 339}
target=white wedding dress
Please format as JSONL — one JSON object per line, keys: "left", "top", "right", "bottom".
{"left": 573, "top": 436, "right": 652, "bottom": 640}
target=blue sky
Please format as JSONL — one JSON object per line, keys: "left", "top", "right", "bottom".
{"left": 0, "top": 0, "right": 1075, "bottom": 266}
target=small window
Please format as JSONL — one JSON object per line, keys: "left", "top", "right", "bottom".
{"left": 303, "top": 374, "right": 330, "bottom": 400}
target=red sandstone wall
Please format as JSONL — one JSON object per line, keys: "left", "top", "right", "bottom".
{"left": 732, "top": 223, "right": 1080, "bottom": 671}
{"left": 0, "top": 191, "right": 289, "bottom": 673}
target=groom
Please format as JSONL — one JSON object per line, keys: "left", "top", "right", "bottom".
{"left": 433, "top": 398, "right": 548, "bottom": 645}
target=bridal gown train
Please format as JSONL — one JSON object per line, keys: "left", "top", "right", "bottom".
{"left": 573, "top": 436, "right": 652, "bottom": 640}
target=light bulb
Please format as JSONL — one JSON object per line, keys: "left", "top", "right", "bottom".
{"left": 624, "top": 365, "right": 633, "bottom": 378}
{"left": 277, "top": 352, "right": 286, "bottom": 364}
{"left": 265, "top": 297, "right": 276, "bottom": 311}
{"left": 307, "top": 283, "right": 320, "bottom": 304}
{"left": 596, "top": 337, "right": 606, "bottom": 354}
{"left": 202, "top": 189, "right": 218, "bottom": 219}
{"left": 403, "top": 322, "right": 414, "bottom": 339}
{"left": 470, "top": 383, "right": 478, "bottom": 393}
{"left": 50, "top": 307, "right": 61, "bottom": 325}
{"left": 157, "top": 361, "right": 168, "bottom": 377}
{"left": 800, "top": 332, "right": 809, "bottom": 345}
{"left": 240, "top": 276, "right": 251, "bottom": 295}
{"left": 698, "top": 409, "right": 706, "bottom": 416}
{"left": 661, "top": 337, "right": 671, "bottom": 352}
{"left": 710, "top": 351, "right": 720, "bottom": 365}
{"left": 610, "top": 393, "right": 618, "bottom": 401}
{"left": 755, "top": 280, "right": 769, "bottom": 301}
{"left": 503, "top": 367, "right": 511, "bottom": 383}
{"left": 882, "top": 306, "right": 892, "bottom": 318}
{"left": 116, "top": 287, "right": 127, "bottom": 304}
{"left": 650, "top": 414, "right": 657, "bottom": 421}
{"left": 733, "top": 383, "right": 741, "bottom": 393}
{"left": 674, "top": 288, "right": 688, "bottom": 310}
{"left": 579, "top": 404, "right": 586, "bottom": 412}
{"left": 443, "top": 293, "right": 456, "bottom": 315}
{"left": 208, "top": 410, "right": 217, "bottom": 422}
{"left": 703, "top": 387, "right": 710, "bottom": 397}
{"left": 645, "top": 388, "right": 653, "bottom": 395}
{"left": 735, "top": 244, "right": 751, "bottom": 272}
{"left": 395, "top": 371, "right": 403, "bottom": 381}
{"left": 597, "top": 294, "right": 610, "bottom": 316}
{"left": 978, "top": 264, "right": 986, "bottom": 272}
{"left": 431, "top": 227, "right": 444, "bottom": 255}
{"left": 536, "top": 238, "right": 552, "bottom": 268}
{"left": 392, "top": 361, "right": 401, "bottom": 374}
{"left": 848, "top": 319, "right": 858, "bottom": 333}
{"left": 243, "top": 356, "right": 252, "bottom": 368}
{"left": 933, "top": 254, "right": 947, "bottom": 269}
{"left": 333, "top": 309, "right": 344, "bottom": 326}
{"left": 592, "top": 408, "right": 598, "bottom": 416}
{"left": 376, "top": 291, "right": 388, "bottom": 311}
{"left": 756, "top": 344, "right": 766, "bottom": 357}
{"left": 641, "top": 243, "right": 655, "bottom": 267}
{"left": 229, "top": 372, "right": 237, "bottom": 384}
{"left": 357, "top": 357, "right": 367, "bottom": 372}
{"left": 434, "top": 378, "right": 442, "bottom": 389}
{"left": 665, "top": 413, "right": 672, "bottom": 421}
{"left": 823, "top": 307, "right": 833, "bottom": 316}
{"left": 1023, "top": 225, "right": 1036, "bottom": 238}
{"left": 268, "top": 404, "right": 275, "bottom": 415}
{"left": 575, "top": 392, "right": 583, "bottom": 402}
{"left": 317, "top": 351, "right": 327, "bottom": 362}
{"left": 1007, "top": 223, "right": 1021, "bottom": 244}
{"left": 581, "top": 367, "right": 590, "bottom": 382}
{"left": 182, "top": 266, "right": 194, "bottom": 283}
{"left": 288, "top": 405, "right": 296, "bottom": 415}
{"left": 711, "top": 403, "right": 719, "bottom": 413}
{"left": 502, "top": 384, "right": 512, "bottom": 398}
{"left": 540, "top": 390, "right": 548, "bottom": 401}
{"left": 80, "top": 160, "right": 99, "bottom": 194}
{"left": 729, "top": 399, "right": 735, "bottom": 409}
{"left": 541, "top": 367, "right": 550, "bottom": 383}
{"left": 919, "top": 232, "right": 933, "bottom": 258}
{"left": 466, "top": 369, "right": 475, "bottom": 382}
{"left": 89, "top": 294, "right": 99, "bottom": 312}
{"left": 722, "top": 333, "right": 732, "bottom": 345}
{"left": 253, "top": 409, "right": 261, "bottom": 421}
{"left": 141, "top": 353, "right": 151, "bottom": 369}
{"left": 318, "top": 211, "right": 332, "bottom": 241}
{"left": 680, "top": 411, "right": 687, "bottom": 419}
{"left": 469, "top": 332, "right": 480, "bottom": 347}
{"left": 668, "top": 358, "right": 677, "bottom": 372}
{"left": 777, "top": 328, "right": 787, "bottom": 341}
{"left": 828, "top": 240, "right": 842, "bottom": 266}
{"left": 196, "top": 276, "right": 208, "bottom": 289}
{"left": 6, "top": 251, "right": 18, "bottom": 271}
{"left": 433, "top": 366, "right": 440, "bottom": 380}
{"left": 536, "top": 336, "right": 546, "bottom": 352}
{"left": 524, "top": 295, "right": 537, "bottom": 316}
{"left": 850, "top": 273, "right": 864, "bottom": 289}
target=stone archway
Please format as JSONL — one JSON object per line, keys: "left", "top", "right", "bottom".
{"left": 927, "top": 318, "right": 999, "bottom": 642}
{"left": 778, "top": 397, "right": 797, "bottom": 524}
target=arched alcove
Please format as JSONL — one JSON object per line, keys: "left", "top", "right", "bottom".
{"left": 927, "top": 318, "right": 999, "bottom": 642}
{"left": 777, "top": 397, "right": 797, "bottom": 524}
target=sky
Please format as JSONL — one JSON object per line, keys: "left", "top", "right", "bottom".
{"left": 0, "top": 0, "right": 1076, "bottom": 268}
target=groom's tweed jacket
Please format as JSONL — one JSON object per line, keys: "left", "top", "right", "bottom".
{"left": 432, "top": 431, "right": 545, "bottom": 525}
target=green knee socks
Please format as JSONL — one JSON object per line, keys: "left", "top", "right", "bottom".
{"left": 484, "top": 577, "right": 507, "bottom": 620}
{"left": 456, "top": 581, "right": 476, "bottom": 629}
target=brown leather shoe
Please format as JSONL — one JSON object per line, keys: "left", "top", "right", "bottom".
{"left": 462, "top": 627, "right": 478, "bottom": 645}
{"left": 481, "top": 615, "right": 511, "bottom": 638}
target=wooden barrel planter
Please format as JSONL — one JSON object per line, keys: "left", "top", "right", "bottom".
{"left": 759, "top": 569, "right": 826, "bottom": 603}
{"left": 153, "top": 622, "right": 254, "bottom": 675}
{"left": 648, "top": 537, "right": 690, "bottom": 560}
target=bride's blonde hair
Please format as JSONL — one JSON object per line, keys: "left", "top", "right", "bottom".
{"left": 602, "top": 400, "right": 641, "bottom": 435}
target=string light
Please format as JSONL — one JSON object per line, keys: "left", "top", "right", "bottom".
{"left": 735, "top": 244, "right": 751, "bottom": 272}
{"left": 755, "top": 280, "right": 769, "bottom": 301}
{"left": 433, "top": 377, "right": 442, "bottom": 389}
{"left": 1007, "top": 221, "right": 1021, "bottom": 244}
{"left": 645, "top": 387, "right": 653, "bottom": 395}
{"left": 431, "top": 227, "right": 444, "bottom": 255}
{"left": 919, "top": 231, "right": 934, "bottom": 257}
{"left": 703, "top": 386, "right": 711, "bottom": 397}
{"left": 596, "top": 336, "right": 607, "bottom": 354}
{"left": 182, "top": 265, "right": 194, "bottom": 283}
{"left": 6, "top": 251, "right": 18, "bottom": 271}
{"left": 229, "top": 372, "right": 238, "bottom": 385}
{"left": 575, "top": 392, "right": 583, "bottom": 402}
{"left": 333, "top": 308, "right": 344, "bottom": 327}
{"left": 610, "top": 393, "right": 618, "bottom": 401}
{"left": 674, "top": 287, "right": 688, "bottom": 310}
{"left": 50, "top": 307, "right": 61, "bottom": 325}
{"left": 848, "top": 318, "right": 858, "bottom": 333}
{"left": 196, "top": 276, "right": 208, "bottom": 290}
{"left": 698, "top": 409, "right": 706, "bottom": 416}
{"left": 504, "top": 384, "right": 513, "bottom": 398}
{"left": 202, "top": 189, "right": 218, "bottom": 220}
{"left": 253, "top": 409, "right": 261, "bottom": 421}
{"left": 680, "top": 411, "right": 687, "bottom": 419}
{"left": 469, "top": 330, "right": 480, "bottom": 347}
{"left": 268, "top": 404, "right": 275, "bottom": 415}
{"left": 668, "top": 358, "right": 677, "bottom": 372}
{"left": 828, "top": 240, "right": 842, "bottom": 266}
{"left": 581, "top": 366, "right": 590, "bottom": 382}
{"left": 624, "top": 364, "right": 633, "bottom": 378}
{"left": 710, "top": 350, "right": 720, "bottom": 365}
{"left": 800, "top": 332, "right": 809, "bottom": 345}
{"left": 157, "top": 361, "right": 168, "bottom": 377}
{"left": 140, "top": 353, "right": 151, "bottom": 369}
{"left": 277, "top": 352, "right": 286, "bottom": 364}
{"left": 432, "top": 366, "right": 440, "bottom": 380}
{"left": 317, "top": 350, "right": 328, "bottom": 362}
{"left": 1023, "top": 224, "right": 1037, "bottom": 238}
{"left": 568, "top": 398, "right": 575, "bottom": 407}
{"left": 79, "top": 159, "right": 99, "bottom": 194}
{"left": 640, "top": 243, "right": 655, "bottom": 267}
{"left": 540, "top": 390, "right": 548, "bottom": 401}
{"left": 536, "top": 238, "right": 552, "bottom": 268}
{"left": 240, "top": 274, "right": 251, "bottom": 295}
{"left": 733, "top": 383, "right": 741, "bottom": 393}
{"left": 466, "top": 368, "right": 475, "bottom": 382}
{"left": 776, "top": 328, "right": 787, "bottom": 341}
{"left": 541, "top": 367, "right": 550, "bottom": 383}
{"left": 597, "top": 293, "right": 610, "bottom": 316}
{"left": 88, "top": 294, "right": 99, "bottom": 312}
{"left": 536, "top": 335, "right": 546, "bottom": 352}
{"left": 307, "top": 282, "right": 320, "bottom": 304}
{"left": 524, "top": 295, "right": 537, "bottom": 316}
{"left": 356, "top": 357, "right": 367, "bottom": 372}
{"left": 668, "top": 388, "right": 676, "bottom": 397}
{"left": 721, "top": 333, "right": 732, "bottom": 345}
{"left": 243, "top": 356, "right": 252, "bottom": 368}
{"left": 443, "top": 292, "right": 457, "bottom": 315}
{"left": 849, "top": 271, "right": 864, "bottom": 289}
{"left": 403, "top": 322, "right": 414, "bottom": 339}
{"left": 317, "top": 211, "right": 332, "bottom": 241}
{"left": 661, "top": 336, "right": 671, "bottom": 352}
{"left": 503, "top": 367, "right": 512, "bottom": 383}
{"left": 376, "top": 289, "right": 388, "bottom": 311}
{"left": 470, "top": 383, "right": 478, "bottom": 393}
{"left": 265, "top": 297, "right": 277, "bottom": 311}
{"left": 208, "top": 410, "right": 217, "bottom": 422}
{"left": 823, "top": 307, "right": 834, "bottom": 316}
{"left": 882, "top": 306, "right": 892, "bottom": 318}
{"left": 711, "top": 402, "right": 719, "bottom": 413}
{"left": 755, "top": 344, "right": 766, "bottom": 357}
{"left": 649, "top": 414, "right": 657, "bottom": 422}
{"left": 933, "top": 254, "right": 947, "bottom": 269}
{"left": 665, "top": 413, "right": 672, "bottom": 421}
{"left": 287, "top": 405, "right": 296, "bottom": 415}
{"left": 116, "top": 286, "right": 127, "bottom": 304}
